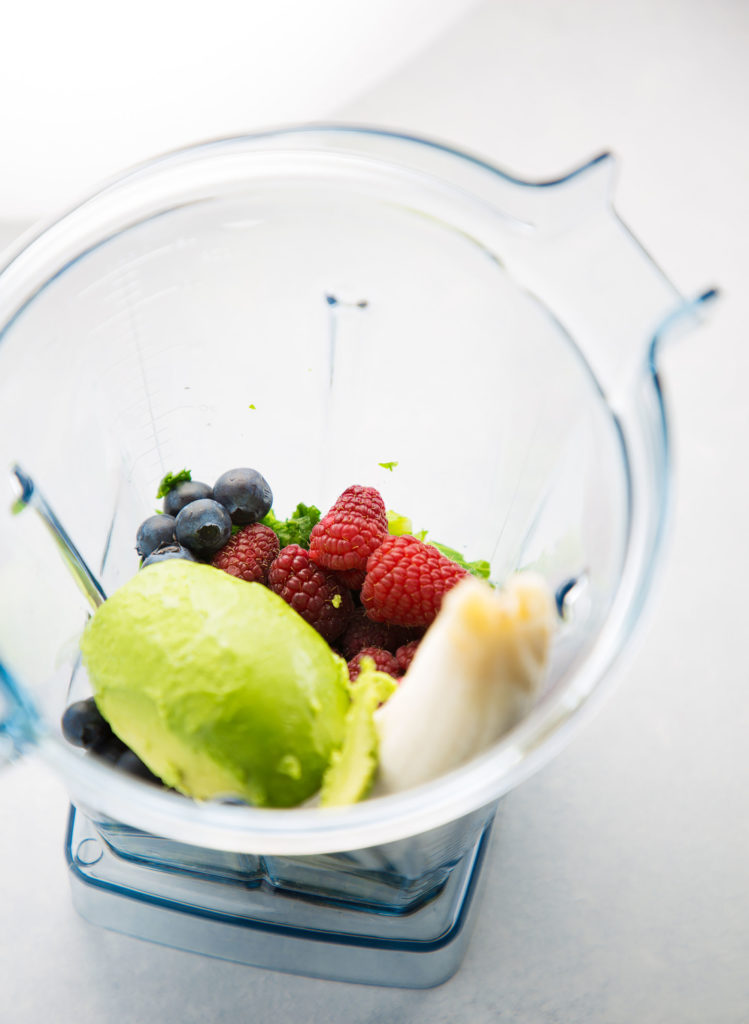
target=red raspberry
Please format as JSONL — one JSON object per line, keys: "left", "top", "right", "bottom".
{"left": 347, "top": 646, "right": 400, "bottom": 682}
{"left": 395, "top": 639, "right": 420, "bottom": 674}
{"left": 334, "top": 568, "right": 367, "bottom": 591}
{"left": 387, "top": 623, "right": 426, "bottom": 651}
{"left": 339, "top": 608, "right": 393, "bottom": 659}
{"left": 309, "top": 485, "right": 388, "bottom": 577}
{"left": 361, "top": 535, "right": 469, "bottom": 627}
{"left": 309, "top": 513, "right": 386, "bottom": 575}
{"left": 212, "top": 523, "right": 279, "bottom": 583}
{"left": 268, "top": 544, "right": 353, "bottom": 643}
{"left": 338, "top": 608, "right": 425, "bottom": 659}
{"left": 329, "top": 485, "right": 387, "bottom": 530}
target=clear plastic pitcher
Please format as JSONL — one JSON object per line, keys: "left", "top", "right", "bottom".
{"left": 0, "top": 127, "right": 714, "bottom": 987}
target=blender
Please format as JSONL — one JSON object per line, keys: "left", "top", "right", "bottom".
{"left": 0, "top": 126, "right": 714, "bottom": 987}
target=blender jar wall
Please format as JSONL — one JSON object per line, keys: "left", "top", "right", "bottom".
{"left": 0, "top": 128, "right": 689, "bottom": 856}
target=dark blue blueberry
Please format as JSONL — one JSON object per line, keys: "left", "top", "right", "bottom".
{"left": 213, "top": 467, "right": 273, "bottom": 525}
{"left": 116, "top": 748, "right": 164, "bottom": 785}
{"left": 93, "top": 734, "right": 129, "bottom": 763}
{"left": 175, "top": 498, "right": 232, "bottom": 556}
{"left": 141, "top": 543, "right": 198, "bottom": 567}
{"left": 61, "top": 697, "right": 113, "bottom": 750}
{"left": 136, "top": 514, "right": 177, "bottom": 557}
{"left": 163, "top": 480, "right": 213, "bottom": 517}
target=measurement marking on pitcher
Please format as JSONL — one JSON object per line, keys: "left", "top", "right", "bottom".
{"left": 324, "top": 293, "right": 369, "bottom": 388}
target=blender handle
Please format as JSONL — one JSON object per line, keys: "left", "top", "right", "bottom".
{"left": 491, "top": 152, "right": 717, "bottom": 400}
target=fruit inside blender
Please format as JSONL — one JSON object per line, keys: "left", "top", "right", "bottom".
{"left": 14, "top": 458, "right": 567, "bottom": 809}
{"left": 1, "top": 183, "right": 628, "bottom": 843}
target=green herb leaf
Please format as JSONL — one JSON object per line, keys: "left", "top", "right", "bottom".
{"left": 262, "top": 502, "right": 321, "bottom": 549}
{"left": 386, "top": 509, "right": 412, "bottom": 536}
{"left": 387, "top": 508, "right": 427, "bottom": 541}
{"left": 387, "top": 508, "right": 490, "bottom": 577}
{"left": 430, "top": 542, "right": 491, "bottom": 580}
{"left": 378, "top": 461, "right": 398, "bottom": 472}
{"left": 156, "top": 469, "right": 191, "bottom": 499}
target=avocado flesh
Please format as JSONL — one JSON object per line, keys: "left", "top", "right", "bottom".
{"left": 80, "top": 560, "right": 350, "bottom": 807}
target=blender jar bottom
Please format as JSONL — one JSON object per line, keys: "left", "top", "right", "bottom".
{"left": 66, "top": 805, "right": 495, "bottom": 988}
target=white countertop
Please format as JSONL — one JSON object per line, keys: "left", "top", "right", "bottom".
{"left": 2, "top": 1, "right": 748, "bottom": 1020}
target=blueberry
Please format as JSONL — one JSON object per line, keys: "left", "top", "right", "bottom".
{"left": 175, "top": 498, "right": 232, "bottom": 556}
{"left": 93, "top": 734, "right": 130, "bottom": 763}
{"left": 213, "top": 468, "right": 273, "bottom": 525}
{"left": 141, "top": 543, "right": 198, "bottom": 567}
{"left": 61, "top": 697, "right": 113, "bottom": 750}
{"left": 136, "top": 514, "right": 177, "bottom": 557}
{"left": 163, "top": 480, "right": 213, "bottom": 517}
{"left": 116, "top": 748, "right": 163, "bottom": 785}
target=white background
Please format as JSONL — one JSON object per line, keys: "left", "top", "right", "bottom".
{"left": 0, "top": 0, "right": 482, "bottom": 220}
{"left": 1, "top": 0, "right": 748, "bottom": 1020}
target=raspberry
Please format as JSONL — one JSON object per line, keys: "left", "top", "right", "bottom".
{"left": 338, "top": 608, "right": 425, "bottom": 659}
{"left": 361, "top": 535, "right": 470, "bottom": 627}
{"left": 268, "top": 544, "right": 354, "bottom": 643}
{"left": 308, "top": 485, "right": 388, "bottom": 577}
{"left": 347, "top": 646, "right": 400, "bottom": 682}
{"left": 395, "top": 639, "right": 420, "bottom": 674}
{"left": 212, "top": 523, "right": 279, "bottom": 583}
{"left": 329, "top": 485, "right": 387, "bottom": 530}
{"left": 387, "top": 623, "right": 426, "bottom": 651}
{"left": 309, "top": 512, "right": 386, "bottom": 575}
{"left": 339, "top": 607, "right": 393, "bottom": 659}
{"left": 334, "top": 568, "right": 367, "bottom": 591}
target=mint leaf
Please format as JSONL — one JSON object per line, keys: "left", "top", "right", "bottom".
{"left": 156, "top": 469, "right": 191, "bottom": 499}
{"left": 387, "top": 508, "right": 430, "bottom": 542}
{"left": 430, "top": 541, "right": 491, "bottom": 580}
{"left": 386, "top": 509, "right": 412, "bottom": 536}
{"left": 386, "top": 508, "right": 491, "bottom": 578}
{"left": 378, "top": 461, "right": 398, "bottom": 472}
{"left": 262, "top": 502, "right": 321, "bottom": 549}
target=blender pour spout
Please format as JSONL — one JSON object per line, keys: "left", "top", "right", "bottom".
{"left": 10, "top": 464, "right": 107, "bottom": 610}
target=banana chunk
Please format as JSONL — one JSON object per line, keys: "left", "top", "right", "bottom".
{"left": 376, "top": 572, "right": 555, "bottom": 794}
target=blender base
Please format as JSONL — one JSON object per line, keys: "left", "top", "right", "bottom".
{"left": 65, "top": 806, "right": 491, "bottom": 989}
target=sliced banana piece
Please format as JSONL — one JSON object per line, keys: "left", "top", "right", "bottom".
{"left": 375, "top": 572, "right": 555, "bottom": 794}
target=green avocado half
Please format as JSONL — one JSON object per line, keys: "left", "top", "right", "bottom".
{"left": 80, "top": 560, "right": 350, "bottom": 807}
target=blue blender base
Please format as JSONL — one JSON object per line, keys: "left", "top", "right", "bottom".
{"left": 65, "top": 806, "right": 491, "bottom": 988}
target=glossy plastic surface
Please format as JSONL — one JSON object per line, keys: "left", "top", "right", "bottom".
{"left": 67, "top": 804, "right": 492, "bottom": 988}
{"left": 0, "top": 128, "right": 710, "bottom": 863}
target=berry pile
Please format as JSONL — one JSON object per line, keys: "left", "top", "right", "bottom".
{"left": 65, "top": 473, "right": 475, "bottom": 779}
{"left": 137, "top": 475, "right": 469, "bottom": 672}
{"left": 137, "top": 467, "right": 274, "bottom": 566}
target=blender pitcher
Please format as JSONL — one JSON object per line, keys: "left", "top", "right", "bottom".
{"left": 0, "top": 127, "right": 714, "bottom": 988}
